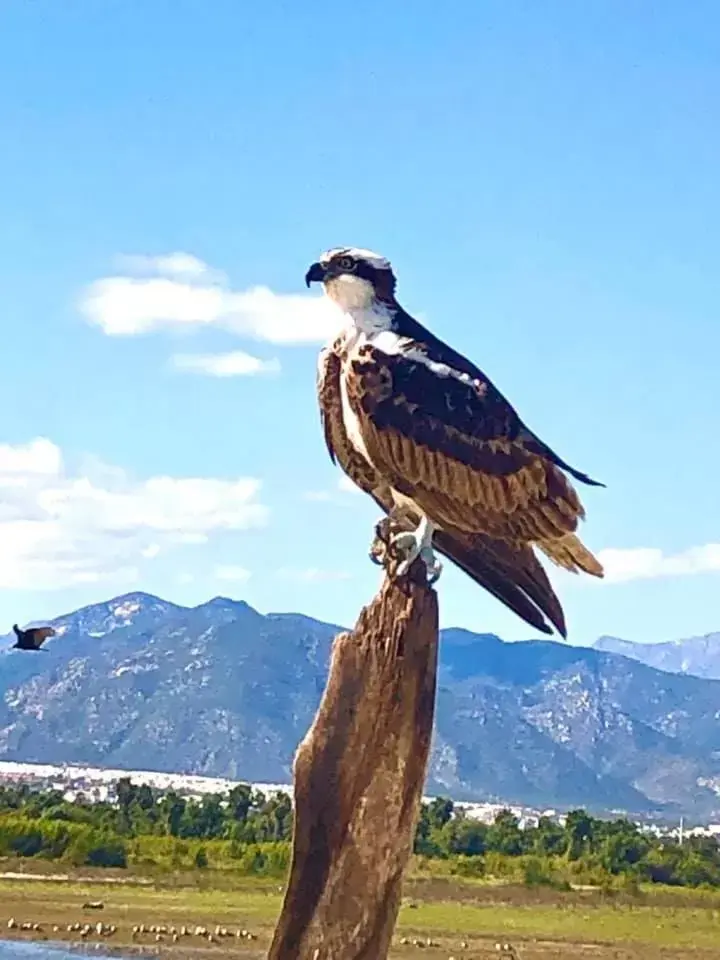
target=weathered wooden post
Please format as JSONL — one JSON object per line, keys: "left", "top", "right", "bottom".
{"left": 268, "top": 518, "right": 439, "bottom": 960}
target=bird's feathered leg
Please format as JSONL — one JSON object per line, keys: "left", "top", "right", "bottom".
{"left": 391, "top": 514, "right": 443, "bottom": 583}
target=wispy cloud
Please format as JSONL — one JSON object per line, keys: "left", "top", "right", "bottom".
{"left": 170, "top": 351, "right": 280, "bottom": 378}
{"left": 598, "top": 543, "right": 720, "bottom": 583}
{"left": 114, "top": 253, "right": 219, "bottom": 281}
{"left": 81, "top": 252, "right": 337, "bottom": 344}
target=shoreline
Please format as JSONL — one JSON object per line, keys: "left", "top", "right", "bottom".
{"left": 2, "top": 873, "right": 720, "bottom": 959}
{"left": 2, "top": 941, "right": 162, "bottom": 958}
{"left": 0, "top": 940, "right": 244, "bottom": 959}
{"left": 1, "top": 927, "right": 263, "bottom": 958}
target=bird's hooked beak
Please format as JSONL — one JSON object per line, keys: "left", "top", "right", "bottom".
{"left": 304, "top": 262, "right": 326, "bottom": 288}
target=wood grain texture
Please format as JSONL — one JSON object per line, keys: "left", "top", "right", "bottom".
{"left": 267, "top": 522, "right": 439, "bottom": 960}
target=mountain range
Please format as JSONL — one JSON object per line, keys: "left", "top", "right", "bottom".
{"left": 594, "top": 633, "right": 720, "bottom": 681}
{"left": 1, "top": 592, "right": 719, "bottom": 818}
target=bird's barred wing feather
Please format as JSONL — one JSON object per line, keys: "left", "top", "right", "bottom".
{"left": 433, "top": 527, "right": 567, "bottom": 635}
{"left": 347, "top": 340, "right": 596, "bottom": 548}
{"left": 318, "top": 336, "right": 569, "bottom": 635}
{"left": 317, "top": 340, "right": 380, "bottom": 493}
{"left": 317, "top": 344, "right": 339, "bottom": 467}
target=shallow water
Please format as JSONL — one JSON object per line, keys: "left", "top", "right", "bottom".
{"left": 0, "top": 944, "right": 130, "bottom": 960}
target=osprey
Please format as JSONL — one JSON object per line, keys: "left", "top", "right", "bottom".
{"left": 305, "top": 247, "right": 605, "bottom": 638}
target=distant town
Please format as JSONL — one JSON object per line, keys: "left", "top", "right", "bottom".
{"left": 2, "top": 759, "right": 718, "bottom": 844}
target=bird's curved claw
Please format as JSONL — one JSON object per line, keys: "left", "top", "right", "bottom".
{"left": 391, "top": 519, "right": 443, "bottom": 584}
{"left": 369, "top": 517, "right": 393, "bottom": 567}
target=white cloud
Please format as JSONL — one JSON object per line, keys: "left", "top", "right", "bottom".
{"left": 598, "top": 543, "right": 720, "bottom": 583}
{"left": 115, "top": 252, "right": 218, "bottom": 281}
{"left": 0, "top": 438, "right": 61, "bottom": 476}
{"left": 170, "top": 351, "right": 280, "bottom": 378}
{"left": 276, "top": 567, "right": 352, "bottom": 584}
{"left": 80, "top": 253, "right": 338, "bottom": 344}
{"left": 214, "top": 565, "right": 251, "bottom": 582}
{"left": 0, "top": 438, "right": 268, "bottom": 591}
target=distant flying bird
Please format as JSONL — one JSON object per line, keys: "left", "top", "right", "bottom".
{"left": 11, "top": 623, "right": 56, "bottom": 651}
{"left": 306, "top": 247, "right": 605, "bottom": 638}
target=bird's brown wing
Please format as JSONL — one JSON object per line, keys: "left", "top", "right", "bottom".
{"left": 317, "top": 338, "right": 384, "bottom": 495}
{"left": 30, "top": 626, "right": 56, "bottom": 648}
{"left": 433, "top": 529, "right": 567, "bottom": 636}
{"left": 346, "top": 339, "right": 603, "bottom": 577}
{"left": 319, "top": 338, "right": 568, "bottom": 636}
{"left": 317, "top": 343, "right": 341, "bottom": 468}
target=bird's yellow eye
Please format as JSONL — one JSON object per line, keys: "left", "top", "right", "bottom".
{"left": 336, "top": 256, "right": 356, "bottom": 272}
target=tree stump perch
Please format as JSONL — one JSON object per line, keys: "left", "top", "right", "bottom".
{"left": 267, "top": 518, "right": 439, "bottom": 960}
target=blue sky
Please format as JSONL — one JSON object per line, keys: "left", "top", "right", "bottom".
{"left": 0, "top": 0, "right": 718, "bottom": 645}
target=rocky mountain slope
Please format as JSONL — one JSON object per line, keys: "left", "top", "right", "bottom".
{"left": 594, "top": 633, "right": 720, "bottom": 680}
{"left": 1, "top": 593, "right": 719, "bottom": 817}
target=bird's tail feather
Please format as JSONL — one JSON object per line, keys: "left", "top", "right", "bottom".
{"left": 526, "top": 435, "right": 605, "bottom": 489}
{"left": 538, "top": 533, "right": 604, "bottom": 578}
{"left": 434, "top": 529, "right": 567, "bottom": 638}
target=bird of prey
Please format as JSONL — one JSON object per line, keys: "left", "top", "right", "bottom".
{"left": 305, "top": 246, "right": 605, "bottom": 638}
{"left": 11, "top": 623, "right": 56, "bottom": 651}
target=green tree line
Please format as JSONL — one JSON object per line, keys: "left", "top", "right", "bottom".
{"left": 415, "top": 798, "right": 720, "bottom": 889}
{"left": 0, "top": 780, "right": 718, "bottom": 888}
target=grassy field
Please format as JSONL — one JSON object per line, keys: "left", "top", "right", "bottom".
{"left": 1, "top": 873, "right": 719, "bottom": 959}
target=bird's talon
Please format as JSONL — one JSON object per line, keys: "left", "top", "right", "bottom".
{"left": 395, "top": 557, "right": 413, "bottom": 578}
{"left": 390, "top": 531, "right": 418, "bottom": 555}
{"left": 368, "top": 513, "right": 442, "bottom": 583}
{"left": 422, "top": 559, "right": 443, "bottom": 584}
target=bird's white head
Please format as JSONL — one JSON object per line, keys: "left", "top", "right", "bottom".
{"left": 305, "top": 247, "right": 397, "bottom": 316}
